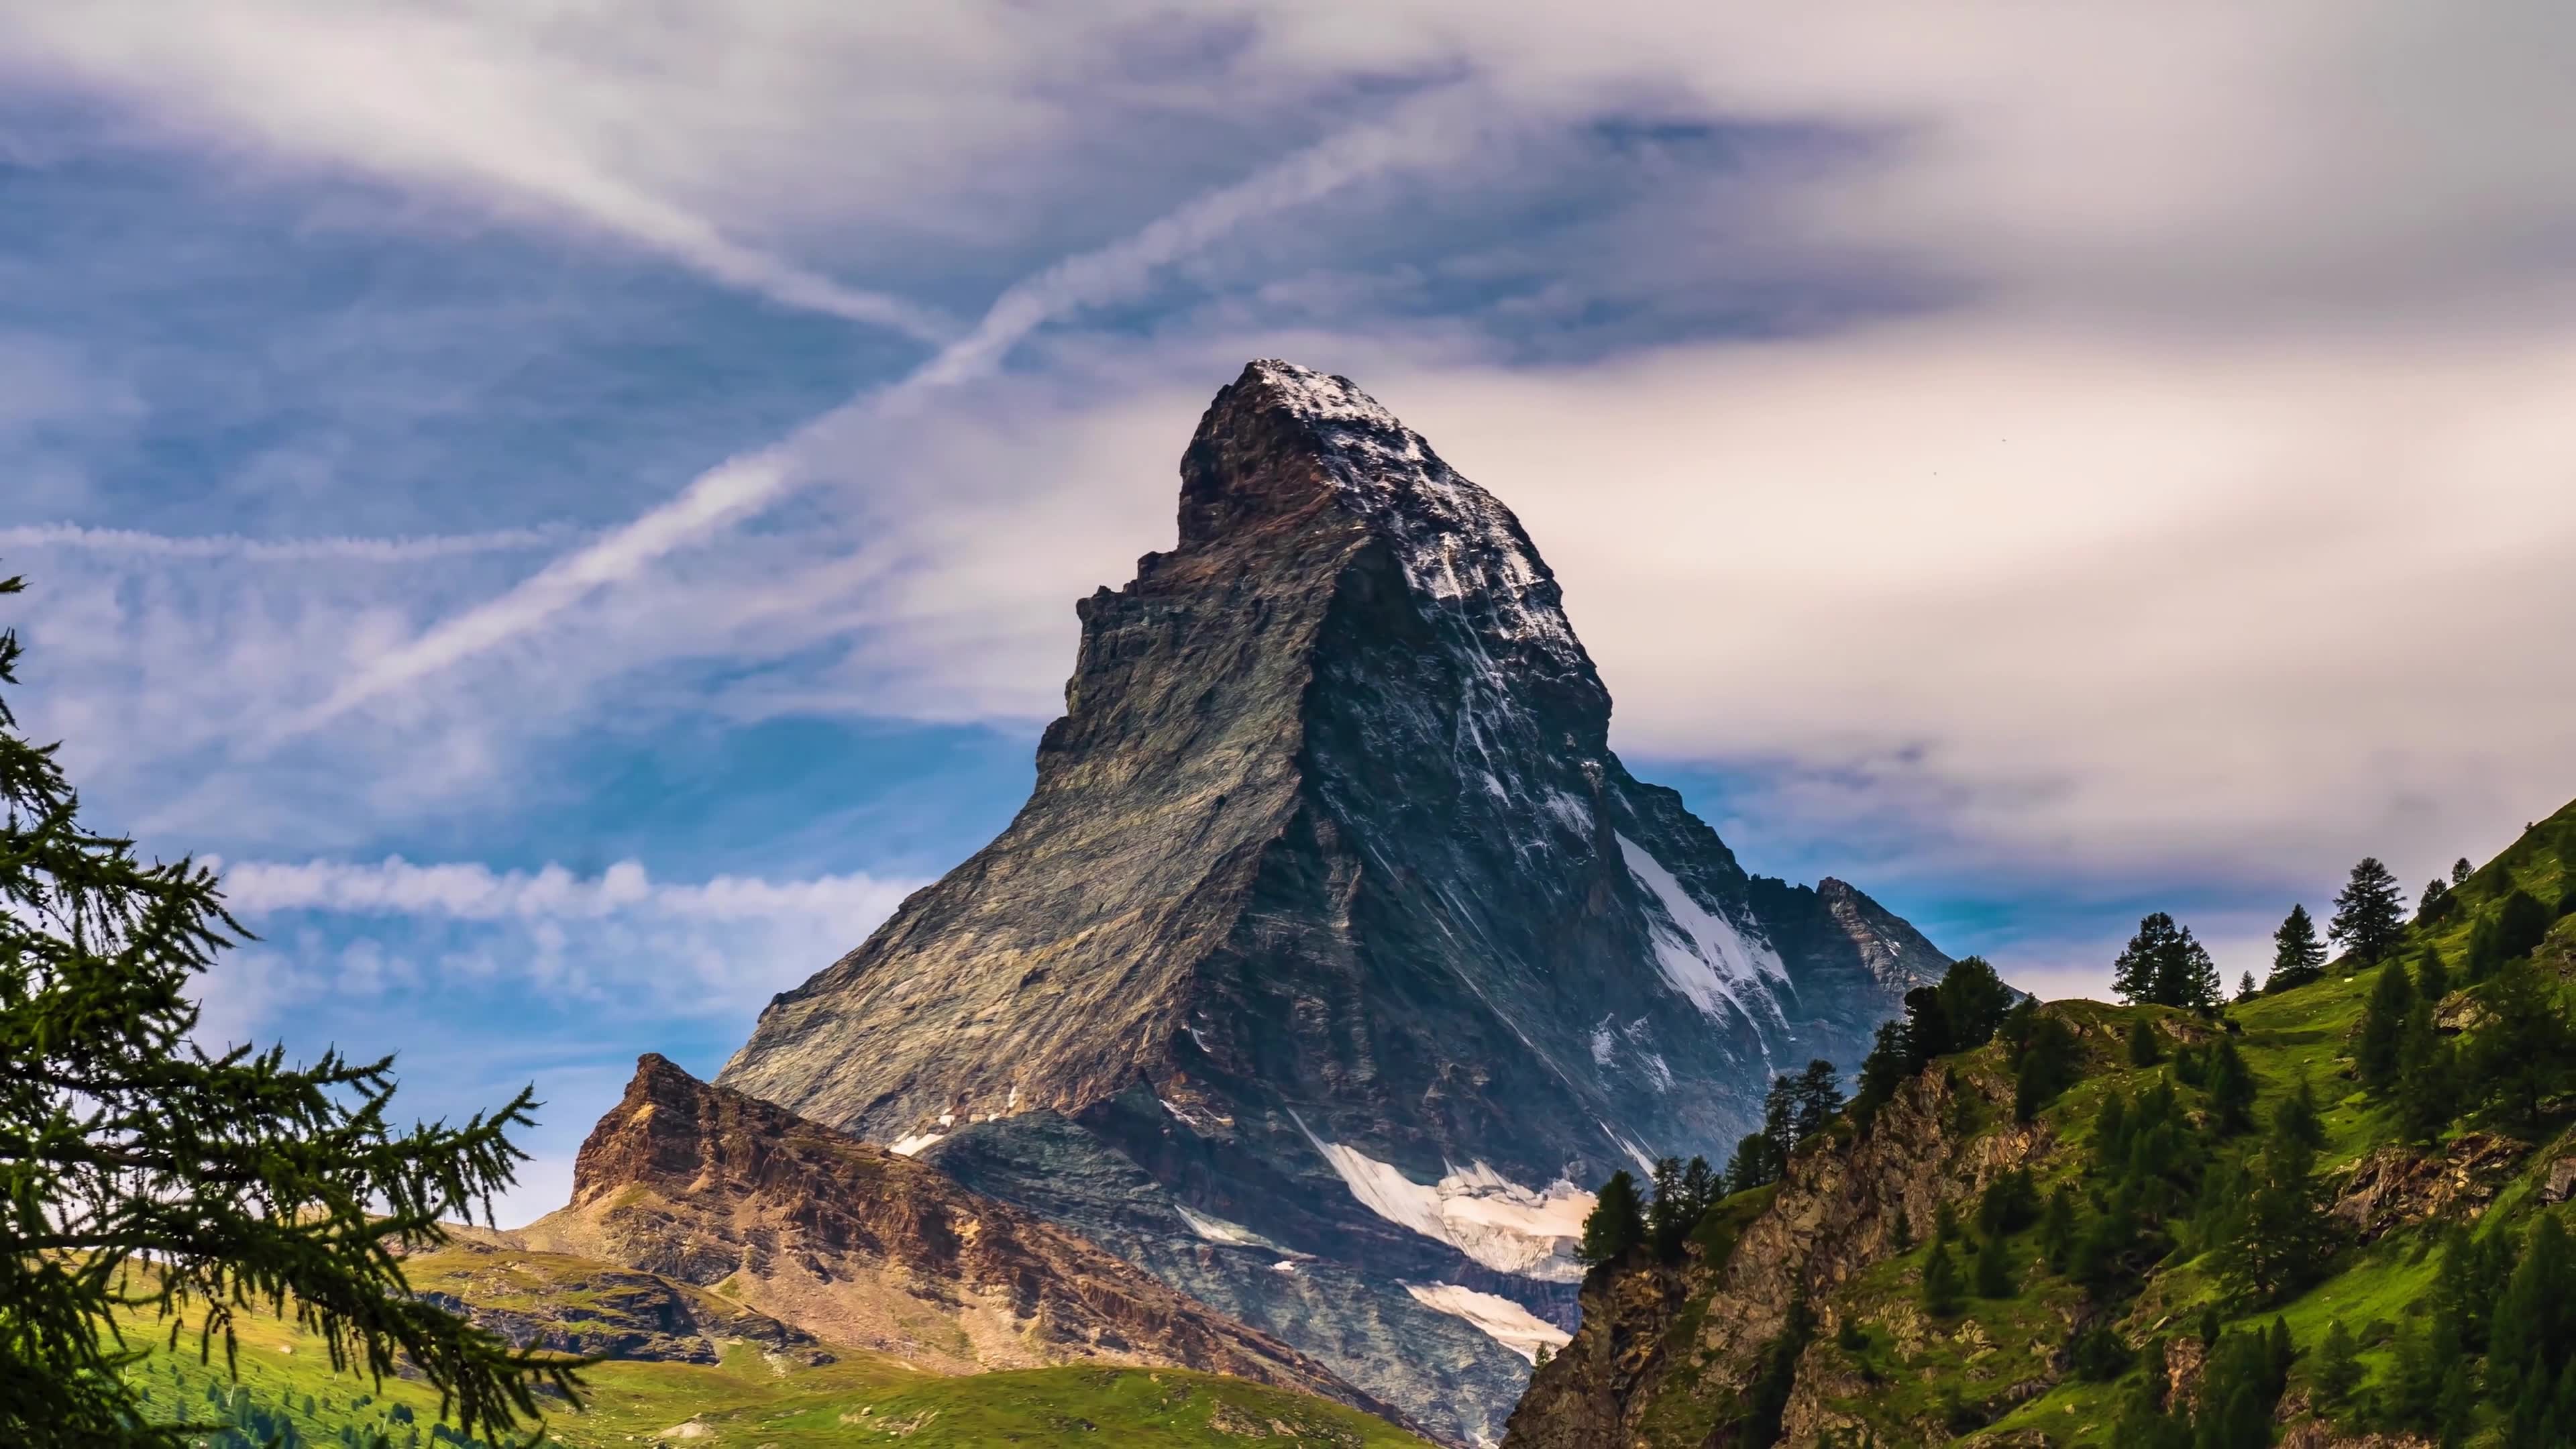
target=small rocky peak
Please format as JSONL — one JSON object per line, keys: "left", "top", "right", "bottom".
{"left": 1175, "top": 359, "right": 1407, "bottom": 550}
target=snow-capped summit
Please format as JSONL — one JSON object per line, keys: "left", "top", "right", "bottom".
{"left": 716, "top": 360, "right": 1949, "bottom": 1445}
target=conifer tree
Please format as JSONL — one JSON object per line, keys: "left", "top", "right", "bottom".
{"left": 2418, "top": 877, "right": 2452, "bottom": 925}
{"left": 1932, "top": 956, "right": 2014, "bottom": 1051}
{"left": 1645, "top": 1157, "right": 1686, "bottom": 1260}
{"left": 2453, "top": 857, "right": 2475, "bottom": 886}
{"left": 2127, "top": 1017, "right": 2163, "bottom": 1067}
{"left": 1723, "top": 1130, "right": 1777, "bottom": 1195}
{"left": 2496, "top": 888, "right": 2553, "bottom": 964}
{"left": 2012, "top": 1014, "right": 2083, "bottom": 1122}
{"left": 2393, "top": 1001, "right": 2456, "bottom": 1146}
{"left": 1973, "top": 1232, "right": 2015, "bottom": 1298}
{"left": 2328, "top": 857, "right": 2408, "bottom": 967}
{"left": 2467, "top": 911, "right": 2504, "bottom": 982}
{"left": 2311, "top": 1320, "right": 2363, "bottom": 1412}
{"left": 1921, "top": 1240, "right": 1964, "bottom": 1317}
{"left": 1790, "top": 1058, "right": 1846, "bottom": 1140}
{"left": 2271, "top": 1078, "right": 2326, "bottom": 1153}
{"left": 2039, "top": 1183, "right": 2078, "bottom": 1275}
{"left": 2491, "top": 1216, "right": 2575, "bottom": 1438}
{"left": 2210, "top": 1106, "right": 2334, "bottom": 1304}
{"left": 2112, "top": 913, "right": 2221, "bottom": 1010}
{"left": 2206, "top": 1038, "right": 2257, "bottom": 1137}
{"left": 2355, "top": 957, "right": 2416, "bottom": 1095}
{"left": 0, "top": 572, "right": 580, "bottom": 1446}
{"left": 2268, "top": 903, "right": 2328, "bottom": 992}
{"left": 2413, "top": 942, "right": 2451, "bottom": 1004}
{"left": 2470, "top": 957, "right": 2574, "bottom": 1137}
{"left": 1578, "top": 1170, "right": 1648, "bottom": 1263}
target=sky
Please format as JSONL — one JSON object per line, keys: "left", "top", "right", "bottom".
{"left": 4, "top": 1, "right": 2573, "bottom": 1224}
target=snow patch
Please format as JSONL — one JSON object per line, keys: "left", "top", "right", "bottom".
{"left": 1589, "top": 1021, "right": 1615, "bottom": 1066}
{"left": 1291, "top": 1116, "right": 1591, "bottom": 1282}
{"left": 888, "top": 1132, "right": 944, "bottom": 1157}
{"left": 1175, "top": 1203, "right": 1273, "bottom": 1248}
{"left": 1642, "top": 1053, "right": 1675, "bottom": 1092}
{"left": 1617, "top": 834, "right": 1788, "bottom": 1025}
{"left": 1403, "top": 1283, "right": 1573, "bottom": 1364}
{"left": 1540, "top": 789, "right": 1592, "bottom": 835}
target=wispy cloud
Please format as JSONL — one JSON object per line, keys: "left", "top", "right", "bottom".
{"left": 280, "top": 89, "right": 1480, "bottom": 737}
{"left": 0, "top": 523, "right": 572, "bottom": 563}
{"left": 219, "top": 853, "right": 913, "bottom": 933}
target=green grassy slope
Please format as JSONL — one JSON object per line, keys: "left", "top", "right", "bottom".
{"left": 1801, "top": 805, "right": 2576, "bottom": 1445}
{"left": 120, "top": 1254, "right": 1426, "bottom": 1448}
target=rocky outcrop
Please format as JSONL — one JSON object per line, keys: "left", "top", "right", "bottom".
{"left": 714, "top": 360, "right": 1947, "bottom": 1444}
{"left": 407, "top": 1241, "right": 826, "bottom": 1364}
{"left": 516, "top": 1055, "right": 1399, "bottom": 1426}
{"left": 1505, "top": 1057, "right": 2044, "bottom": 1448}
{"left": 2328, "top": 1132, "right": 2525, "bottom": 1241}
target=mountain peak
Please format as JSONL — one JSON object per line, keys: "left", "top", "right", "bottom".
{"left": 718, "top": 361, "right": 1949, "bottom": 1443}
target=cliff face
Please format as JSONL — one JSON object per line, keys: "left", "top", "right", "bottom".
{"left": 1503, "top": 1059, "right": 2047, "bottom": 1449}
{"left": 516, "top": 1055, "right": 1397, "bottom": 1423}
{"left": 715, "top": 360, "right": 1949, "bottom": 1444}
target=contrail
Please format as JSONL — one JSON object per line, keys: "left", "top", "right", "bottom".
{"left": 281, "top": 94, "right": 1474, "bottom": 738}
{"left": 0, "top": 523, "right": 570, "bottom": 562}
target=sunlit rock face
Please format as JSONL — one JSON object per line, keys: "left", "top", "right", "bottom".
{"left": 718, "top": 360, "right": 1949, "bottom": 1446}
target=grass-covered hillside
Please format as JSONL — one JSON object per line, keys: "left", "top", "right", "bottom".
{"left": 1513, "top": 797, "right": 2576, "bottom": 1448}
{"left": 121, "top": 1248, "right": 1426, "bottom": 1448}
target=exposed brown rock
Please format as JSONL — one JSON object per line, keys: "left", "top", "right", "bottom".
{"left": 407, "top": 1240, "right": 825, "bottom": 1364}
{"left": 1505, "top": 1057, "right": 2047, "bottom": 1448}
{"left": 2540, "top": 1155, "right": 2576, "bottom": 1204}
{"left": 517, "top": 1055, "right": 1403, "bottom": 1426}
{"left": 2328, "top": 1132, "right": 2526, "bottom": 1241}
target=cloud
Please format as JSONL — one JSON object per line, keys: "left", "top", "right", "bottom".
{"left": 280, "top": 89, "right": 1480, "bottom": 735}
{"left": 0, "top": 523, "right": 570, "bottom": 563}
{"left": 219, "top": 853, "right": 912, "bottom": 936}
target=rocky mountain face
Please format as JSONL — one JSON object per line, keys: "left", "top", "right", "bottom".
{"left": 515, "top": 1055, "right": 1396, "bottom": 1422}
{"left": 1501, "top": 1056, "right": 2041, "bottom": 1448}
{"left": 405, "top": 1240, "right": 828, "bottom": 1365}
{"left": 716, "top": 360, "right": 1949, "bottom": 1444}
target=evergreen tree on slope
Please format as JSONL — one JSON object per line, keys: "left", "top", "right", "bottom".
{"left": 2327, "top": 856, "right": 2408, "bottom": 967}
{"left": 0, "top": 571, "right": 580, "bottom": 1446}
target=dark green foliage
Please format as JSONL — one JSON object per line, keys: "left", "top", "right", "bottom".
{"left": 2207, "top": 1102, "right": 2335, "bottom": 1305}
{"left": 2467, "top": 912, "right": 2504, "bottom": 983}
{"left": 1849, "top": 1018, "right": 1914, "bottom": 1134}
{"left": 1853, "top": 957, "right": 2021, "bottom": 1133}
{"left": 2039, "top": 1184, "right": 2078, "bottom": 1275}
{"left": 1646, "top": 1156, "right": 1720, "bottom": 1262}
{"left": 2193, "top": 1324, "right": 2294, "bottom": 1449}
{"left": 2236, "top": 971, "right": 2257, "bottom": 1003}
{"left": 1972, "top": 1232, "right": 2015, "bottom": 1299}
{"left": 1976, "top": 1168, "right": 2039, "bottom": 1238}
{"left": 2496, "top": 888, "right": 2553, "bottom": 965}
{"left": 2066, "top": 1323, "right": 2131, "bottom": 1381}
{"left": 0, "top": 573, "right": 579, "bottom": 1448}
{"left": 2328, "top": 856, "right": 2410, "bottom": 967}
{"left": 1723, "top": 1131, "right": 1780, "bottom": 1196}
{"left": 2268, "top": 902, "right": 2328, "bottom": 992}
{"left": 2113, "top": 912, "right": 2222, "bottom": 1010}
{"left": 2127, "top": 1016, "right": 2164, "bottom": 1066}
{"left": 1934, "top": 956, "right": 2014, "bottom": 1053}
{"left": 2414, "top": 942, "right": 2451, "bottom": 1004}
{"left": 2270, "top": 1078, "right": 2326, "bottom": 1153}
{"left": 2468, "top": 957, "right": 2573, "bottom": 1136}
{"left": 2355, "top": 957, "right": 2416, "bottom": 1096}
{"left": 2012, "top": 1013, "right": 2083, "bottom": 1122}
{"left": 2454, "top": 857, "right": 2475, "bottom": 886}
{"left": 2419, "top": 877, "right": 2454, "bottom": 925}
{"left": 1578, "top": 1170, "right": 1647, "bottom": 1264}
{"left": 2205, "top": 1038, "right": 2257, "bottom": 1137}
{"left": 2491, "top": 1216, "right": 2576, "bottom": 1442}
{"left": 1833, "top": 1317, "right": 1867, "bottom": 1354}
{"left": 2311, "top": 1320, "right": 2363, "bottom": 1411}
{"left": 1788, "top": 1059, "right": 1846, "bottom": 1141}
{"left": 2393, "top": 1000, "right": 2457, "bottom": 1145}
{"left": 1921, "top": 1241, "right": 1963, "bottom": 1317}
